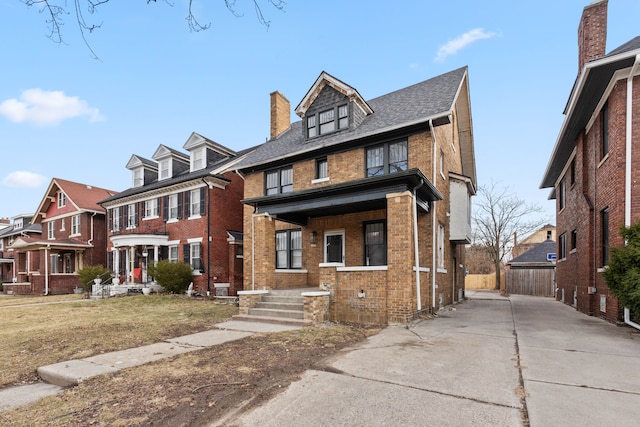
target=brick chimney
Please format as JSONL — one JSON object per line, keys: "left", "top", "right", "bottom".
{"left": 270, "top": 91, "right": 290, "bottom": 140}
{"left": 0, "top": 217, "right": 9, "bottom": 225}
{"left": 578, "top": 0, "right": 608, "bottom": 74}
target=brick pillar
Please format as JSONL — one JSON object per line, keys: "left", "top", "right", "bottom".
{"left": 248, "top": 213, "right": 276, "bottom": 290}
{"left": 386, "top": 191, "right": 416, "bottom": 323}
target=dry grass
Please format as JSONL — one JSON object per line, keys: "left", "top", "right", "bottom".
{"left": 0, "top": 294, "right": 238, "bottom": 388}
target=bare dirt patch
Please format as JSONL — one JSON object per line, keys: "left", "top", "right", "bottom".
{"left": 0, "top": 324, "right": 378, "bottom": 426}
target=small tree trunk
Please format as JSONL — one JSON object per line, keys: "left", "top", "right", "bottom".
{"left": 494, "top": 260, "right": 501, "bottom": 290}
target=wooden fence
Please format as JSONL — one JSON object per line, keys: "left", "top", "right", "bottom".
{"left": 505, "top": 268, "right": 555, "bottom": 297}
{"left": 465, "top": 273, "right": 503, "bottom": 290}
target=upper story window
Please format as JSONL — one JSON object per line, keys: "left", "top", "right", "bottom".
{"left": 191, "top": 147, "right": 205, "bottom": 171}
{"left": 571, "top": 229, "right": 577, "bottom": 252}
{"left": 601, "top": 102, "right": 609, "bottom": 159}
{"left": 266, "top": 167, "right": 293, "bottom": 195}
{"left": 13, "top": 218, "right": 23, "bottom": 230}
{"left": 570, "top": 158, "right": 576, "bottom": 186}
{"left": 366, "top": 140, "right": 408, "bottom": 177}
{"left": 307, "top": 104, "right": 348, "bottom": 138}
{"left": 189, "top": 189, "right": 200, "bottom": 217}
{"left": 133, "top": 168, "right": 144, "bottom": 188}
{"left": 601, "top": 207, "right": 609, "bottom": 266}
{"left": 159, "top": 159, "right": 170, "bottom": 180}
{"left": 144, "top": 199, "right": 159, "bottom": 219}
{"left": 47, "top": 221, "right": 55, "bottom": 239}
{"left": 110, "top": 208, "right": 120, "bottom": 231}
{"left": 126, "top": 203, "right": 137, "bottom": 228}
{"left": 58, "top": 192, "right": 66, "bottom": 208}
{"left": 558, "top": 176, "right": 566, "bottom": 211}
{"left": 168, "top": 194, "right": 180, "bottom": 220}
{"left": 437, "top": 223, "right": 445, "bottom": 270}
{"left": 559, "top": 232, "right": 567, "bottom": 260}
{"left": 71, "top": 215, "right": 80, "bottom": 235}
{"left": 315, "top": 158, "right": 328, "bottom": 180}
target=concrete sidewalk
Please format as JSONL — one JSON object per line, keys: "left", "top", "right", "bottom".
{"left": 223, "top": 295, "right": 640, "bottom": 427}
{"left": 0, "top": 320, "right": 301, "bottom": 412}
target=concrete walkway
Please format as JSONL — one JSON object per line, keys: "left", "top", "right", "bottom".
{"left": 221, "top": 292, "right": 640, "bottom": 427}
{"left": 0, "top": 320, "right": 301, "bottom": 412}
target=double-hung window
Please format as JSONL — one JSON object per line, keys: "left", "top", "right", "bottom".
{"left": 58, "top": 192, "right": 66, "bottom": 208}
{"left": 144, "top": 199, "right": 158, "bottom": 219}
{"left": 168, "top": 194, "right": 179, "bottom": 220}
{"left": 315, "top": 158, "right": 328, "bottom": 180}
{"left": 366, "top": 140, "right": 408, "bottom": 177}
{"left": 71, "top": 215, "right": 80, "bottom": 235}
{"left": 437, "top": 223, "right": 445, "bottom": 270}
{"left": 266, "top": 167, "right": 293, "bottom": 195}
{"left": 189, "top": 189, "right": 200, "bottom": 217}
{"left": 559, "top": 233, "right": 567, "bottom": 260}
{"left": 364, "top": 221, "right": 386, "bottom": 266}
{"left": 111, "top": 208, "right": 120, "bottom": 231}
{"left": 601, "top": 207, "right": 609, "bottom": 266}
{"left": 168, "top": 245, "right": 179, "bottom": 262}
{"left": 47, "top": 221, "right": 55, "bottom": 239}
{"left": 188, "top": 243, "right": 203, "bottom": 272}
{"left": 133, "top": 168, "right": 143, "bottom": 187}
{"left": 159, "top": 159, "right": 170, "bottom": 180}
{"left": 276, "top": 229, "right": 302, "bottom": 269}
{"left": 306, "top": 104, "right": 348, "bottom": 138}
{"left": 126, "top": 203, "right": 136, "bottom": 228}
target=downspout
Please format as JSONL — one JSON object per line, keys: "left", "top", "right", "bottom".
{"left": 413, "top": 181, "right": 424, "bottom": 311}
{"left": 624, "top": 54, "right": 640, "bottom": 330}
{"left": 44, "top": 245, "right": 49, "bottom": 295}
{"left": 251, "top": 208, "right": 256, "bottom": 291}
{"left": 202, "top": 178, "right": 212, "bottom": 295}
{"left": 429, "top": 119, "right": 438, "bottom": 311}
{"left": 88, "top": 212, "right": 96, "bottom": 247}
{"left": 625, "top": 54, "right": 640, "bottom": 228}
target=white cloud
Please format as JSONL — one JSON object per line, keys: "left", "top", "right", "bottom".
{"left": 3, "top": 171, "right": 48, "bottom": 188}
{"left": 0, "top": 89, "right": 105, "bottom": 126}
{"left": 435, "top": 28, "right": 496, "bottom": 62}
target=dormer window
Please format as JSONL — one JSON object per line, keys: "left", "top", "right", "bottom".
{"left": 307, "top": 104, "right": 349, "bottom": 138}
{"left": 133, "top": 168, "right": 144, "bottom": 188}
{"left": 191, "top": 147, "right": 205, "bottom": 171}
{"left": 13, "top": 218, "right": 23, "bottom": 230}
{"left": 58, "top": 192, "right": 66, "bottom": 208}
{"left": 159, "top": 159, "right": 170, "bottom": 180}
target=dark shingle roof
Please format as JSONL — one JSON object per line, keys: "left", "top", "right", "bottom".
{"left": 234, "top": 67, "right": 468, "bottom": 170}
{"left": 509, "top": 239, "right": 556, "bottom": 265}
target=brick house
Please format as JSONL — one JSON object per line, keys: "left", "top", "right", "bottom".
{"left": 5, "top": 179, "right": 116, "bottom": 295}
{"left": 0, "top": 215, "right": 41, "bottom": 289}
{"left": 235, "top": 68, "right": 476, "bottom": 324}
{"left": 541, "top": 0, "right": 640, "bottom": 322}
{"left": 98, "top": 133, "right": 247, "bottom": 296}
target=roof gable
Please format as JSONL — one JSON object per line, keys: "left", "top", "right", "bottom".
{"left": 126, "top": 154, "right": 157, "bottom": 171}
{"left": 295, "top": 71, "right": 373, "bottom": 118}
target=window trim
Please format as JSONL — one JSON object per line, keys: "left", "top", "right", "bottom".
{"left": 601, "top": 207, "right": 609, "bottom": 266}
{"left": 57, "top": 192, "right": 66, "bottom": 208}
{"left": 306, "top": 103, "right": 349, "bottom": 138}
{"left": 47, "top": 221, "right": 55, "bottom": 240}
{"left": 71, "top": 214, "right": 81, "bottom": 236}
{"left": 559, "top": 232, "right": 567, "bottom": 260}
{"left": 312, "top": 157, "right": 329, "bottom": 183}
{"left": 570, "top": 229, "right": 577, "bottom": 253}
{"left": 265, "top": 166, "right": 293, "bottom": 195}
{"left": 363, "top": 220, "right": 387, "bottom": 266}
{"left": 276, "top": 229, "right": 302, "bottom": 269}
{"left": 365, "top": 140, "right": 408, "bottom": 177}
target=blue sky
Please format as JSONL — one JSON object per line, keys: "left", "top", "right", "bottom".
{"left": 1, "top": 0, "right": 639, "bottom": 223}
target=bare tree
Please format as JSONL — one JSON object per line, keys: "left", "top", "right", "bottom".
{"left": 472, "top": 181, "right": 546, "bottom": 290}
{"left": 20, "top": 0, "right": 286, "bottom": 59}
{"left": 465, "top": 244, "right": 495, "bottom": 275}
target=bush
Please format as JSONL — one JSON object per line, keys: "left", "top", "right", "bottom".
{"left": 147, "top": 260, "right": 193, "bottom": 294}
{"left": 77, "top": 265, "right": 112, "bottom": 291}
{"left": 602, "top": 222, "right": 640, "bottom": 319}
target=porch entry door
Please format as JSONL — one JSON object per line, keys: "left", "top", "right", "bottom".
{"left": 324, "top": 231, "right": 345, "bottom": 264}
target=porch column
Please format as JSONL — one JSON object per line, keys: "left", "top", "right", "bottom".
{"left": 113, "top": 248, "right": 120, "bottom": 277}
{"left": 386, "top": 191, "right": 416, "bottom": 323}
{"left": 249, "top": 213, "right": 276, "bottom": 290}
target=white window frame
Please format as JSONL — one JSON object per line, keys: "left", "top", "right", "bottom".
{"left": 191, "top": 147, "right": 205, "bottom": 171}
{"left": 71, "top": 215, "right": 81, "bottom": 236}
{"left": 144, "top": 199, "right": 159, "bottom": 219}
{"left": 159, "top": 159, "right": 170, "bottom": 180}
{"left": 50, "top": 254, "right": 59, "bottom": 274}
{"left": 168, "top": 194, "right": 179, "bottom": 221}
{"left": 13, "top": 218, "right": 23, "bottom": 230}
{"left": 190, "top": 242, "right": 202, "bottom": 274}
{"left": 133, "top": 168, "right": 144, "bottom": 187}
{"left": 437, "top": 223, "right": 446, "bottom": 272}
{"left": 189, "top": 189, "right": 200, "bottom": 218}
{"left": 112, "top": 208, "right": 120, "bottom": 231}
{"left": 57, "top": 192, "right": 66, "bottom": 208}
{"left": 322, "top": 230, "right": 345, "bottom": 265}
{"left": 126, "top": 203, "right": 136, "bottom": 229}
{"left": 168, "top": 245, "right": 179, "bottom": 262}
{"left": 47, "top": 221, "right": 55, "bottom": 239}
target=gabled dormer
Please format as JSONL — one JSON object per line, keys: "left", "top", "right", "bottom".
{"left": 295, "top": 71, "right": 373, "bottom": 140}
{"left": 152, "top": 144, "right": 190, "bottom": 181}
{"left": 126, "top": 155, "right": 158, "bottom": 188}
{"left": 183, "top": 132, "right": 237, "bottom": 172}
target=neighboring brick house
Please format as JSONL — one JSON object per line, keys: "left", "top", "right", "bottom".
{"left": 0, "top": 215, "right": 41, "bottom": 288}
{"left": 541, "top": 0, "right": 640, "bottom": 322}
{"left": 235, "top": 68, "right": 476, "bottom": 324}
{"left": 98, "top": 133, "right": 247, "bottom": 296}
{"left": 5, "top": 179, "right": 116, "bottom": 295}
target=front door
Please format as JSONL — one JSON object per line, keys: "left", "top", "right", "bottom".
{"left": 324, "top": 231, "right": 345, "bottom": 264}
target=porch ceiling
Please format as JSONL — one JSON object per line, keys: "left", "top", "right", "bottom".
{"left": 243, "top": 168, "right": 442, "bottom": 226}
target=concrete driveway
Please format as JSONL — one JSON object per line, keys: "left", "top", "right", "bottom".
{"left": 220, "top": 291, "right": 640, "bottom": 427}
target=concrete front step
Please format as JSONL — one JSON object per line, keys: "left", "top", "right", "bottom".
{"left": 256, "top": 301, "right": 304, "bottom": 311}
{"left": 232, "top": 314, "right": 312, "bottom": 327}
{"left": 261, "top": 295, "right": 304, "bottom": 304}
{"left": 248, "top": 307, "right": 304, "bottom": 319}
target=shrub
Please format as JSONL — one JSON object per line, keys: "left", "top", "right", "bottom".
{"left": 77, "top": 265, "right": 112, "bottom": 291}
{"left": 147, "top": 260, "right": 193, "bottom": 294}
{"left": 602, "top": 222, "right": 640, "bottom": 319}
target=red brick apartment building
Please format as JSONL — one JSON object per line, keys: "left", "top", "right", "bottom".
{"left": 541, "top": 0, "right": 640, "bottom": 323}
{"left": 98, "top": 133, "right": 247, "bottom": 296}
{"left": 234, "top": 68, "right": 476, "bottom": 324}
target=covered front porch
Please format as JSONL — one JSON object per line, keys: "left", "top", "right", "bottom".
{"left": 109, "top": 233, "right": 169, "bottom": 286}
{"left": 243, "top": 169, "right": 442, "bottom": 324}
